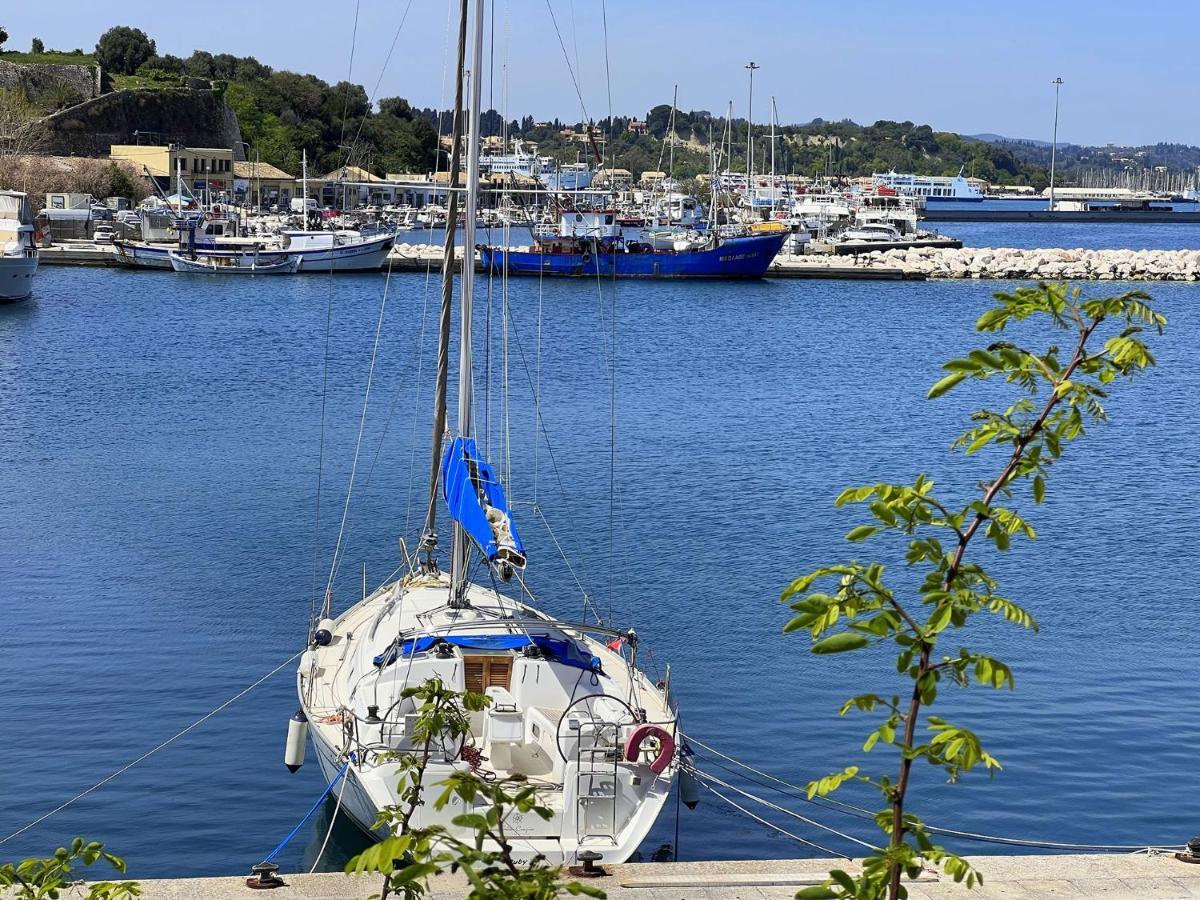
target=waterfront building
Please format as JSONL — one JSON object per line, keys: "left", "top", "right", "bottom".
{"left": 232, "top": 160, "right": 296, "bottom": 210}
{"left": 109, "top": 144, "right": 235, "bottom": 202}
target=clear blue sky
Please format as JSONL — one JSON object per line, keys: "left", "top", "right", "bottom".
{"left": 1, "top": 0, "right": 1189, "bottom": 146}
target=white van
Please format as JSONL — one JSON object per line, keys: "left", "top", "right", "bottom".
{"left": 290, "top": 198, "right": 319, "bottom": 214}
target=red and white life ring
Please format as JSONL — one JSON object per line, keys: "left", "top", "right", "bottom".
{"left": 623, "top": 723, "right": 674, "bottom": 775}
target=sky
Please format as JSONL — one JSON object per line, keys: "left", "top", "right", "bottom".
{"left": 1, "top": 0, "right": 1192, "bottom": 147}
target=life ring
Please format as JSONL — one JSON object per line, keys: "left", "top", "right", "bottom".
{"left": 581, "top": 251, "right": 591, "bottom": 264}
{"left": 623, "top": 723, "right": 674, "bottom": 775}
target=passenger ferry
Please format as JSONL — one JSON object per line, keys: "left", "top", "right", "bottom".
{"left": 872, "top": 169, "right": 984, "bottom": 202}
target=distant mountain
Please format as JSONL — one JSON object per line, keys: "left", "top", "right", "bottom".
{"left": 968, "top": 133, "right": 1053, "bottom": 148}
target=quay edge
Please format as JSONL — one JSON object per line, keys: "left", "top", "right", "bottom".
{"left": 86, "top": 853, "right": 1200, "bottom": 899}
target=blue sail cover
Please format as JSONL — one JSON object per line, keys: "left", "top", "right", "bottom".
{"left": 441, "top": 436, "right": 526, "bottom": 566}
{"left": 373, "top": 633, "right": 602, "bottom": 673}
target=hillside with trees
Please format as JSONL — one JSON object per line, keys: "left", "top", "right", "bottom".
{"left": 4, "top": 23, "right": 1200, "bottom": 192}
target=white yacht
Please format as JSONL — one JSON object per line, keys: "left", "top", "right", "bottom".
{"left": 0, "top": 191, "right": 38, "bottom": 302}
{"left": 840, "top": 222, "right": 902, "bottom": 243}
{"left": 290, "top": 0, "right": 679, "bottom": 870}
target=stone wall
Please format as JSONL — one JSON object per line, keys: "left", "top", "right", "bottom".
{"left": 0, "top": 59, "right": 101, "bottom": 107}
{"left": 35, "top": 88, "right": 244, "bottom": 158}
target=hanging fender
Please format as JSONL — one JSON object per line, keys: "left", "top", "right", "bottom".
{"left": 623, "top": 723, "right": 674, "bottom": 775}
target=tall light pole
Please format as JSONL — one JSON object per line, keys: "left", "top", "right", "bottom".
{"left": 1049, "top": 77, "right": 1063, "bottom": 211}
{"left": 745, "top": 61, "right": 759, "bottom": 190}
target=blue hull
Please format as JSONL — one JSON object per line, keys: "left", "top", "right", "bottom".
{"left": 480, "top": 233, "right": 787, "bottom": 279}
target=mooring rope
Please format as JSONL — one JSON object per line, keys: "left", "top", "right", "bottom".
{"left": 684, "top": 733, "right": 1174, "bottom": 854}
{"left": 0, "top": 651, "right": 305, "bottom": 848}
{"left": 262, "top": 760, "right": 351, "bottom": 866}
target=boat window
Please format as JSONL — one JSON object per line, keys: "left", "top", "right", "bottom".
{"left": 605, "top": 215, "right": 613, "bottom": 224}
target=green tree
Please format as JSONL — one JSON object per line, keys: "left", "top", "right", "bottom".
{"left": 0, "top": 838, "right": 139, "bottom": 900}
{"left": 94, "top": 27, "right": 155, "bottom": 76}
{"left": 785, "top": 284, "right": 1165, "bottom": 900}
{"left": 0, "top": 26, "right": 7, "bottom": 51}
{"left": 346, "top": 678, "right": 604, "bottom": 900}
{"left": 30, "top": 37, "right": 44, "bottom": 55}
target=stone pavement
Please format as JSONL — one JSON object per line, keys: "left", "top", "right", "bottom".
{"left": 116, "top": 852, "right": 1200, "bottom": 899}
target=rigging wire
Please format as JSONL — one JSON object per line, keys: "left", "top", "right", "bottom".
{"left": 0, "top": 651, "right": 304, "bottom": 849}
{"left": 541, "top": 0, "right": 590, "bottom": 123}
{"left": 312, "top": 0, "right": 363, "bottom": 628}
{"left": 323, "top": 262, "right": 396, "bottom": 601}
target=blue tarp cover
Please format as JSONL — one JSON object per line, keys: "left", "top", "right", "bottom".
{"left": 373, "top": 632, "right": 601, "bottom": 673}
{"left": 441, "top": 437, "right": 526, "bottom": 566}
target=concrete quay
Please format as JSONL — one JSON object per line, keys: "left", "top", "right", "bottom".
{"left": 89, "top": 853, "right": 1200, "bottom": 899}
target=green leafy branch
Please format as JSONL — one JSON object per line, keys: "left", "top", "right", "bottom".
{"left": 785, "top": 284, "right": 1164, "bottom": 900}
{"left": 0, "top": 838, "right": 140, "bottom": 900}
{"left": 346, "top": 678, "right": 605, "bottom": 900}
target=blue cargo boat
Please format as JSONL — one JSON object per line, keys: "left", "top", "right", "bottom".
{"left": 480, "top": 210, "right": 786, "bottom": 279}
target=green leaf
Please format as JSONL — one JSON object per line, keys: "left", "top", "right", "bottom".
{"left": 1032, "top": 474, "right": 1045, "bottom": 504}
{"left": 796, "top": 887, "right": 839, "bottom": 900}
{"left": 927, "top": 371, "right": 967, "bottom": 399}
{"left": 845, "top": 525, "right": 879, "bottom": 542}
{"left": 811, "top": 633, "right": 870, "bottom": 654}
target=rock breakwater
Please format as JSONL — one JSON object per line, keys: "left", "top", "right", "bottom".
{"left": 777, "top": 246, "right": 1200, "bottom": 281}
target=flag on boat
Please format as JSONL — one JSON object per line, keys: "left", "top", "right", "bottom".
{"left": 441, "top": 436, "right": 527, "bottom": 570}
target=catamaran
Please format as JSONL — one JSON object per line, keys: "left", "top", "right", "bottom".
{"left": 288, "top": 0, "right": 679, "bottom": 868}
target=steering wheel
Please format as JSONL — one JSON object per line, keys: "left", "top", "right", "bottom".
{"left": 554, "top": 693, "right": 638, "bottom": 763}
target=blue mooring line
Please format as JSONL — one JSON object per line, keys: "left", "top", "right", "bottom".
{"left": 263, "top": 759, "right": 351, "bottom": 864}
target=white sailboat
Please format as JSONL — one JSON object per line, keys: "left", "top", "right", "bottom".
{"left": 0, "top": 191, "right": 38, "bottom": 302}
{"left": 289, "top": 0, "right": 678, "bottom": 868}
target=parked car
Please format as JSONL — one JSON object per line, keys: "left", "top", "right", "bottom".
{"left": 92, "top": 224, "right": 116, "bottom": 243}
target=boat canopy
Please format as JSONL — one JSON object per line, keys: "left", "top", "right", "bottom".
{"left": 441, "top": 436, "right": 526, "bottom": 569}
{"left": 374, "top": 633, "right": 601, "bottom": 673}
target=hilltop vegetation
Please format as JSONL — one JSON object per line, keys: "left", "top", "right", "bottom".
{"left": 5, "top": 24, "right": 1200, "bottom": 190}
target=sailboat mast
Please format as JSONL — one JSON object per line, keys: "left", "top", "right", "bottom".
{"left": 451, "top": 0, "right": 487, "bottom": 603}
{"left": 419, "top": 0, "right": 469, "bottom": 572}
{"left": 302, "top": 149, "right": 308, "bottom": 205}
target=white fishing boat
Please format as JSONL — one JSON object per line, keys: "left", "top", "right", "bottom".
{"left": 168, "top": 250, "right": 300, "bottom": 274}
{"left": 0, "top": 190, "right": 38, "bottom": 302}
{"left": 289, "top": 0, "right": 679, "bottom": 869}
{"left": 115, "top": 226, "right": 394, "bottom": 272}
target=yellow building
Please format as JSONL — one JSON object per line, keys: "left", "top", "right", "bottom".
{"left": 109, "top": 144, "right": 235, "bottom": 202}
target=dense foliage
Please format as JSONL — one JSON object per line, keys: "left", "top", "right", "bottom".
{"left": 94, "top": 27, "right": 155, "bottom": 76}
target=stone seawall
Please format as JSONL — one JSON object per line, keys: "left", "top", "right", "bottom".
{"left": 782, "top": 246, "right": 1200, "bottom": 281}
{"left": 35, "top": 88, "right": 243, "bottom": 157}
{"left": 0, "top": 59, "right": 101, "bottom": 106}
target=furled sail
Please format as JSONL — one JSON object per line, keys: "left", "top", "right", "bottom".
{"left": 441, "top": 436, "right": 527, "bottom": 571}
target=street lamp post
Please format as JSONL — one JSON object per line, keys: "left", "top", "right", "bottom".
{"left": 745, "top": 61, "right": 759, "bottom": 191}
{"left": 1049, "top": 77, "right": 1064, "bottom": 211}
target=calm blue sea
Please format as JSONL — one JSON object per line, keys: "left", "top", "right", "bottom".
{"left": 1, "top": 257, "right": 1198, "bottom": 878}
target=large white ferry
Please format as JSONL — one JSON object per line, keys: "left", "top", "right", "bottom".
{"left": 873, "top": 169, "right": 985, "bottom": 202}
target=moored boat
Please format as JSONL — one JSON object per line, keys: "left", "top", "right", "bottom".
{"left": 0, "top": 190, "right": 38, "bottom": 302}
{"left": 293, "top": 0, "right": 680, "bottom": 869}
{"left": 482, "top": 210, "right": 786, "bottom": 279}
{"left": 168, "top": 250, "right": 300, "bottom": 274}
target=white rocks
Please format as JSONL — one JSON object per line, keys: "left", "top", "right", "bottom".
{"left": 829, "top": 246, "right": 1200, "bottom": 281}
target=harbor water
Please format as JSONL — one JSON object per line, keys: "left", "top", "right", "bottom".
{"left": 1, "top": 258, "right": 1198, "bottom": 877}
